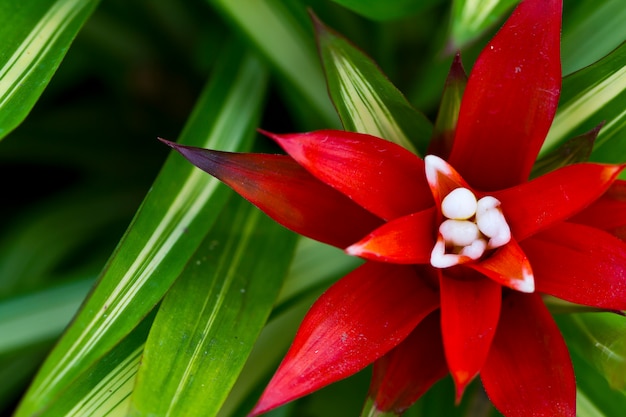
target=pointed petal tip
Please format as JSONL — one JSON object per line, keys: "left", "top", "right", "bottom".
{"left": 345, "top": 242, "right": 364, "bottom": 257}
{"left": 453, "top": 372, "right": 472, "bottom": 405}
{"left": 158, "top": 137, "right": 176, "bottom": 148}
{"left": 512, "top": 264, "right": 535, "bottom": 293}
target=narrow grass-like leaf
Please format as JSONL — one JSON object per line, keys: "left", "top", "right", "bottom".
{"left": 217, "top": 238, "right": 357, "bottom": 417}
{"left": 0, "top": 0, "right": 100, "bottom": 140}
{"left": 14, "top": 42, "right": 268, "bottom": 416}
{"left": 328, "top": 0, "right": 441, "bottom": 21}
{"left": 314, "top": 14, "right": 432, "bottom": 155}
{"left": 557, "top": 313, "right": 626, "bottom": 393}
{"left": 207, "top": 0, "right": 339, "bottom": 128}
{"left": 561, "top": 0, "right": 626, "bottom": 75}
{"left": 542, "top": 42, "right": 626, "bottom": 167}
{"left": 34, "top": 312, "right": 155, "bottom": 417}
{"left": 0, "top": 279, "right": 94, "bottom": 354}
{"left": 130, "top": 196, "right": 297, "bottom": 417}
{"left": 447, "top": 0, "right": 517, "bottom": 52}
{"left": 531, "top": 124, "right": 599, "bottom": 178}
{"left": 427, "top": 53, "right": 467, "bottom": 159}
{"left": 569, "top": 349, "right": 626, "bottom": 417}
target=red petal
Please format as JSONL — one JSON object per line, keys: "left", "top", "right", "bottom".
{"left": 249, "top": 262, "right": 439, "bottom": 416}
{"left": 570, "top": 180, "right": 626, "bottom": 240}
{"left": 493, "top": 163, "right": 624, "bottom": 241}
{"left": 521, "top": 222, "right": 626, "bottom": 310}
{"left": 440, "top": 270, "right": 501, "bottom": 401}
{"left": 424, "top": 154, "right": 472, "bottom": 206}
{"left": 162, "top": 140, "right": 382, "bottom": 248}
{"left": 469, "top": 239, "right": 534, "bottom": 293}
{"left": 346, "top": 208, "right": 436, "bottom": 264}
{"left": 481, "top": 293, "right": 575, "bottom": 417}
{"left": 263, "top": 130, "right": 433, "bottom": 220}
{"left": 448, "top": 0, "right": 562, "bottom": 190}
{"left": 368, "top": 311, "right": 448, "bottom": 414}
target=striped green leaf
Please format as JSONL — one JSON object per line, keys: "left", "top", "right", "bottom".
{"left": 129, "top": 197, "right": 297, "bottom": 417}
{"left": 314, "top": 15, "right": 432, "bottom": 155}
{"left": 0, "top": 0, "right": 99, "bottom": 140}
{"left": 207, "top": 0, "right": 339, "bottom": 128}
{"left": 14, "top": 42, "right": 268, "bottom": 417}
{"left": 561, "top": 0, "right": 626, "bottom": 75}
{"left": 34, "top": 313, "right": 155, "bottom": 417}
{"left": 541, "top": 42, "right": 626, "bottom": 171}
{"left": 328, "top": 0, "right": 441, "bottom": 21}
{"left": 558, "top": 313, "right": 626, "bottom": 393}
{"left": 448, "top": 0, "right": 517, "bottom": 51}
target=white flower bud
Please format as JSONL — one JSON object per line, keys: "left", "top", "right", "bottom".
{"left": 441, "top": 187, "right": 477, "bottom": 220}
{"left": 439, "top": 219, "right": 481, "bottom": 247}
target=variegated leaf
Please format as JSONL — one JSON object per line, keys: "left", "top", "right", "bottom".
{"left": 13, "top": 42, "right": 268, "bottom": 417}
{"left": 314, "top": 14, "right": 432, "bottom": 155}
{"left": 0, "top": 0, "right": 99, "bottom": 140}
{"left": 542, "top": 42, "right": 626, "bottom": 173}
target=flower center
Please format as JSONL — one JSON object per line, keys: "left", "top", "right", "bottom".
{"left": 430, "top": 187, "right": 511, "bottom": 268}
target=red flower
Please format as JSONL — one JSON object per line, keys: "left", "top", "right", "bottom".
{"left": 162, "top": 0, "right": 626, "bottom": 415}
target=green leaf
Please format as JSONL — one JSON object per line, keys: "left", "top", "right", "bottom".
{"left": 428, "top": 53, "right": 468, "bottom": 158}
{"left": 207, "top": 0, "right": 340, "bottom": 128}
{"left": 129, "top": 196, "right": 298, "bottom": 417}
{"left": 0, "top": 279, "right": 94, "bottom": 355}
{"left": 561, "top": 0, "right": 626, "bottom": 75}
{"left": 558, "top": 313, "right": 626, "bottom": 392}
{"left": 328, "top": 0, "right": 441, "bottom": 21}
{"left": 14, "top": 41, "right": 268, "bottom": 416}
{"left": 0, "top": 0, "right": 100, "bottom": 140}
{"left": 217, "top": 238, "right": 356, "bottom": 417}
{"left": 570, "top": 349, "right": 626, "bottom": 417}
{"left": 314, "top": 14, "right": 432, "bottom": 155}
{"left": 448, "top": 0, "right": 517, "bottom": 51}
{"left": 36, "top": 312, "right": 155, "bottom": 417}
{"left": 531, "top": 124, "right": 599, "bottom": 178}
{"left": 541, "top": 42, "right": 626, "bottom": 168}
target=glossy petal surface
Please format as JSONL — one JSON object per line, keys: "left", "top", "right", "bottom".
{"left": 249, "top": 262, "right": 439, "bottom": 416}
{"left": 570, "top": 180, "right": 626, "bottom": 240}
{"left": 368, "top": 312, "right": 448, "bottom": 415}
{"left": 346, "top": 208, "right": 436, "bottom": 264}
{"left": 163, "top": 140, "right": 382, "bottom": 248}
{"left": 522, "top": 222, "right": 626, "bottom": 310}
{"left": 264, "top": 130, "right": 433, "bottom": 220}
{"left": 440, "top": 271, "right": 500, "bottom": 401}
{"left": 448, "top": 0, "right": 562, "bottom": 190}
{"left": 481, "top": 293, "right": 575, "bottom": 417}
{"left": 493, "top": 163, "right": 624, "bottom": 241}
{"left": 469, "top": 239, "right": 534, "bottom": 293}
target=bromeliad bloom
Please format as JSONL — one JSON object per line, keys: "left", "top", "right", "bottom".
{"left": 162, "top": 0, "right": 626, "bottom": 416}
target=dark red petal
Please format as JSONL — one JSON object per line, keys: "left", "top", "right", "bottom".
{"left": 493, "top": 163, "right": 624, "bottom": 241}
{"left": 262, "top": 130, "right": 433, "bottom": 220}
{"left": 481, "top": 293, "right": 575, "bottom": 417}
{"left": 448, "top": 0, "right": 562, "bottom": 190}
{"left": 346, "top": 208, "right": 436, "bottom": 264}
{"left": 469, "top": 239, "right": 534, "bottom": 293}
{"left": 570, "top": 180, "right": 626, "bottom": 240}
{"left": 368, "top": 311, "right": 448, "bottom": 415}
{"left": 440, "top": 270, "right": 500, "bottom": 401}
{"left": 521, "top": 222, "right": 626, "bottom": 310}
{"left": 249, "top": 262, "right": 439, "bottom": 416}
{"left": 162, "top": 140, "right": 382, "bottom": 248}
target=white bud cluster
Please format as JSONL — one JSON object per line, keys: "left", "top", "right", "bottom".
{"left": 431, "top": 187, "right": 511, "bottom": 268}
